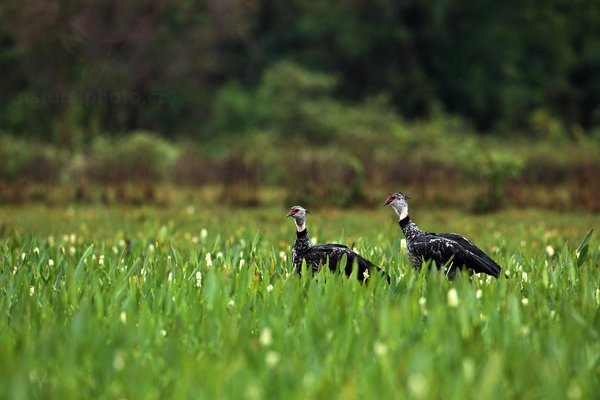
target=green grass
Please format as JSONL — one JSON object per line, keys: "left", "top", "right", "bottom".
{"left": 0, "top": 206, "right": 598, "bottom": 399}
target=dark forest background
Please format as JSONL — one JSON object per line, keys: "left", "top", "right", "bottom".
{"left": 1, "top": 0, "right": 599, "bottom": 210}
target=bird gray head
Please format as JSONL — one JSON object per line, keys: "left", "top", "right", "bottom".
{"left": 287, "top": 205, "right": 308, "bottom": 231}
{"left": 384, "top": 192, "right": 409, "bottom": 220}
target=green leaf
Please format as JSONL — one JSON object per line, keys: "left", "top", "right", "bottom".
{"left": 159, "top": 225, "right": 168, "bottom": 242}
{"left": 576, "top": 229, "right": 593, "bottom": 268}
{"left": 75, "top": 244, "right": 95, "bottom": 280}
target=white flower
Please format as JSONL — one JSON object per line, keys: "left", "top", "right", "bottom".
{"left": 120, "top": 312, "right": 127, "bottom": 324}
{"left": 418, "top": 296, "right": 428, "bottom": 314}
{"left": 521, "top": 272, "right": 528, "bottom": 282}
{"left": 29, "top": 286, "right": 35, "bottom": 296}
{"left": 521, "top": 325, "right": 530, "bottom": 336}
{"left": 545, "top": 245, "right": 555, "bottom": 257}
{"left": 363, "top": 269, "right": 369, "bottom": 280}
{"left": 407, "top": 373, "right": 428, "bottom": 399}
{"left": 447, "top": 288, "right": 460, "bottom": 307}
{"left": 168, "top": 272, "right": 173, "bottom": 283}
{"left": 216, "top": 252, "right": 223, "bottom": 259}
{"left": 21, "top": 253, "right": 26, "bottom": 261}
{"left": 596, "top": 288, "right": 600, "bottom": 305}
{"left": 160, "top": 329, "right": 167, "bottom": 337}
{"left": 200, "top": 228, "right": 208, "bottom": 239}
{"left": 148, "top": 244, "right": 155, "bottom": 253}
{"left": 195, "top": 271, "right": 202, "bottom": 288}
{"left": 239, "top": 259, "right": 245, "bottom": 269}
{"left": 374, "top": 341, "right": 388, "bottom": 357}
{"left": 112, "top": 352, "right": 125, "bottom": 371}
{"left": 205, "top": 253, "right": 213, "bottom": 268}
{"left": 265, "top": 351, "right": 280, "bottom": 367}
{"left": 34, "top": 247, "right": 39, "bottom": 255}
{"left": 48, "top": 259, "right": 54, "bottom": 267}
{"left": 400, "top": 239, "right": 407, "bottom": 248}
{"left": 266, "top": 284, "right": 273, "bottom": 293}
{"left": 70, "top": 233, "right": 76, "bottom": 244}
{"left": 99, "top": 255, "right": 104, "bottom": 265}
{"left": 521, "top": 298, "right": 529, "bottom": 306}
{"left": 245, "top": 384, "right": 262, "bottom": 400}
{"left": 191, "top": 236, "right": 199, "bottom": 244}
{"left": 462, "top": 358, "right": 475, "bottom": 382}
{"left": 279, "top": 251, "right": 287, "bottom": 261}
{"left": 476, "top": 289, "right": 482, "bottom": 299}
{"left": 310, "top": 237, "right": 318, "bottom": 245}
{"left": 259, "top": 328, "right": 273, "bottom": 347}
{"left": 227, "top": 299, "right": 235, "bottom": 308}
{"left": 69, "top": 246, "right": 76, "bottom": 255}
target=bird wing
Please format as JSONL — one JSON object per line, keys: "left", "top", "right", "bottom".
{"left": 437, "top": 233, "right": 494, "bottom": 260}
{"left": 411, "top": 234, "right": 501, "bottom": 278}
{"left": 436, "top": 233, "right": 502, "bottom": 277}
{"left": 302, "top": 244, "right": 350, "bottom": 270}
{"left": 312, "top": 243, "right": 350, "bottom": 250}
{"left": 309, "top": 244, "right": 387, "bottom": 281}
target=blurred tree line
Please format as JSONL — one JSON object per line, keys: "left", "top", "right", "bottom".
{"left": 1, "top": 0, "right": 599, "bottom": 145}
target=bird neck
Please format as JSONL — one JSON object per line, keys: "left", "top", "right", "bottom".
{"left": 399, "top": 215, "right": 422, "bottom": 242}
{"left": 295, "top": 222, "right": 306, "bottom": 232}
{"left": 295, "top": 227, "right": 311, "bottom": 251}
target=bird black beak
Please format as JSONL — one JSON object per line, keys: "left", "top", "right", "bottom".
{"left": 287, "top": 210, "right": 295, "bottom": 217}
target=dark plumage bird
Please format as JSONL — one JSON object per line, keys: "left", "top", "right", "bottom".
{"left": 384, "top": 193, "right": 501, "bottom": 278}
{"left": 287, "top": 205, "right": 388, "bottom": 282}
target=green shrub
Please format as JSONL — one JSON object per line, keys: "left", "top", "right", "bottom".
{"left": 211, "top": 81, "right": 260, "bottom": 135}
{"left": 0, "top": 135, "right": 64, "bottom": 184}
{"left": 88, "top": 132, "right": 178, "bottom": 183}
{"left": 0, "top": 136, "right": 31, "bottom": 183}
{"left": 282, "top": 147, "right": 366, "bottom": 208}
{"left": 460, "top": 149, "right": 523, "bottom": 212}
{"left": 212, "top": 61, "right": 403, "bottom": 143}
{"left": 528, "top": 109, "right": 569, "bottom": 141}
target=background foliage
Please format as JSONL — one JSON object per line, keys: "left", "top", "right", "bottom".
{"left": 1, "top": 0, "right": 600, "bottom": 211}
{"left": 1, "top": 0, "right": 599, "bottom": 141}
